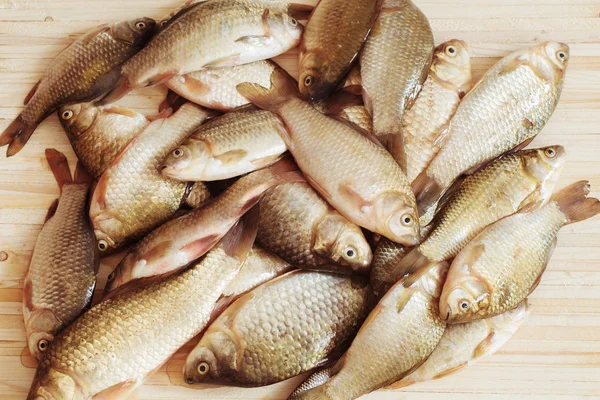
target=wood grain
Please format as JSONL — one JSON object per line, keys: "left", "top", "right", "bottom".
{"left": 0, "top": 0, "right": 599, "bottom": 398}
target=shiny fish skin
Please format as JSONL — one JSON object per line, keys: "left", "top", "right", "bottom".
{"left": 369, "top": 237, "right": 409, "bottom": 299}
{"left": 237, "top": 67, "right": 419, "bottom": 246}
{"left": 318, "top": 89, "right": 374, "bottom": 133}
{"left": 166, "top": 60, "right": 279, "bottom": 111}
{"left": 89, "top": 103, "right": 212, "bottom": 253}
{"left": 296, "top": 263, "right": 447, "bottom": 400}
{"left": 359, "top": 0, "right": 433, "bottom": 147}
{"left": 393, "top": 40, "right": 472, "bottom": 181}
{"left": 26, "top": 215, "right": 256, "bottom": 400}
{"left": 104, "top": 0, "right": 303, "bottom": 103}
{"left": 392, "top": 146, "right": 566, "bottom": 280}
{"left": 162, "top": 105, "right": 287, "bottom": 181}
{"left": 0, "top": 18, "right": 155, "bottom": 157}
{"left": 58, "top": 102, "right": 148, "bottom": 178}
{"left": 288, "top": 367, "right": 334, "bottom": 400}
{"left": 23, "top": 150, "right": 98, "bottom": 362}
{"left": 413, "top": 42, "right": 570, "bottom": 219}
{"left": 298, "top": 0, "right": 381, "bottom": 101}
{"left": 257, "top": 181, "right": 373, "bottom": 273}
{"left": 183, "top": 270, "right": 371, "bottom": 386}
{"left": 441, "top": 181, "right": 600, "bottom": 324}
{"left": 394, "top": 302, "right": 528, "bottom": 388}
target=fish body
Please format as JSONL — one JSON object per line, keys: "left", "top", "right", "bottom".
{"left": 441, "top": 181, "right": 600, "bottom": 323}
{"left": 257, "top": 181, "right": 373, "bottom": 273}
{"left": 184, "top": 270, "right": 371, "bottom": 386}
{"left": 104, "top": 0, "right": 303, "bottom": 103}
{"left": 288, "top": 367, "right": 334, "bottom": 400}
{"left": 166, "top": 60, "right": 279, "bottom": 111}
{"left": 162, "top": 105, "right": 287, "bottom": 181}
{"left": 58, "top": 102, "right": 148, "bottom": 178}
{"left": 27, "top": 213, "right": 257, "bottom": 400}
{"left": 89, "top": 103, "right": 212, "bottom": 253}
{"left": 392, "top": 40, "right": 472, "bottom": 180}
{"left": 296, "top": 262, "right": 447, "bottom": 399}
{"left": 359, "top": 0, "right": 433, "bottom": 147}
{"left": 0, "top": 18, "right": 155, "bottom": 156}
{"left": 298, "top": 0, "right": 381, "bottom": 101}
{"left": 105, "top": 157, "right": 303, "bottom": 294}
{"left": 23, "top": 150, "right": 98, "bottom": 361}
{"left": 237, "top": 66, "right": 419, "bottom": 246}
{"left": 319, "top": 89, "right": 373, "bottom": 133}
{"left": 413, "top": 42, "right": 570, "bottom": 219}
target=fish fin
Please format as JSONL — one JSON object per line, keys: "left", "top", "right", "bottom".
{"left": 511, "top": 136, "right": 535, "bottom": 152}
{"left": 388, "top": 132, "right": 407, "bottom": 172}
{"left": 412, "top": 169, "right": 444, "bottom": 217}
{"left": 498, "top": 55, "right": 528, "bottom": 76}
{"left": 215, "top": 149, "right": 249, "bottom": 165}
{"left": 204, "top": 54, "right": 242, "bottom": 69}
{"left": 44, "top": 199, "right": 59, "bottom": 222}
{"left": 337, "top": 182, "right": 369, "bottom": 211}
{"left": 74, "top": 162, "right": 93, "bottom": 185}
{"left": 92, "top": 174, "right": 110, "bottom": 210}
{"left": 140, "top": 240, "right": 175, "bottom": 265}
{"left": 322, "top": 90, "right": 364, "bottom": 117}
{"left": 460, "top": 243, "right": 486, "bottom": 273}
{"left": 342, "top": 84, "right": 363, "bottom": 96}
{"left": 550, "top": 181, "right": 600, "bottom": 224}
{"left": 517, "top": 189, "right": 545, "bottom": 214}
{"left": 235, "top": 35, "right": 272, "bottom": 47}
{"left": 24, "top": 80, "right": 41, "bottom": 105}
{"left": 89, "top": 66, "right": 123, "bottom": 101}
{"left": 79, "top": 24, "right": 111, "bottom": 46}
{"left": 150, "top": 106, "right": 174, "bottom": 122}
{"left": 159, "top": 89, "right": 183, "bottom": 113}
{"left": 0, "top": 116, "right": 37, "bottom": 157}
{"left": 331, "top": 115, "right": 384, "bottom": 148}
{"left": 147, "top": 71, "right": 179, "bottom": 87}
{"left": 431, "top": 362, "right": 469, "bottom": 380}
{"left": 355, "top": 301, "right": 385, "bottom": 336}
{"left": 160, "top": 1, "right": 204, "bottom": 29}
{"left": 473, "top": 332, "right": 497, "bottom": 359}
{"left": 220, "top": 205, "right": 259, "bottom": 262}
{"left": 391, "top": 248, "right": 435, "bottom": 283}
{"left": 102, "top": 105, "right": 143, "bottom": 119}
{"left": 180, "top": 234, "right": 221, "bottom": 260}
{"left": 266, "top": 155, "right": 304, "bottom": 184}
{"left": 177, "top": 75, "right": 212, "bottom": 96}
{"left": 250, "top": 152, "right": 284, "bottom": 168}
{"left": 236, "top": 67, "right": 298, "bottom": 113}
{"left": 361, "top": 86, "right": 373, "bottom": 116}
{"left": 93, "top": 378, "right": 140, "bottom": 400}
{"left": 430, "top": 121, "right": 452, "bottom": 148}
{"left": 97, "top": 75, "right": 133, "bottom": 105}
{"left": 396, "top": 286, "right": 417, "bottom": 312}
{"left": 288, "top": 3, "right": 315, "bottom": 20}
{"left": 45, "top": 149, "right": 73, "bottom": 191}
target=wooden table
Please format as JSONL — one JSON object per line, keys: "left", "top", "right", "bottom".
{"left": 1, "top": 0, "right": 599, "bottom": 398}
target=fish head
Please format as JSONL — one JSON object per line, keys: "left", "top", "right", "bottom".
{"left": 373, "top": 192, "right": 420, "bottom": 247}
{"left": 162, "top": 141, "right": 208, "bottom": 181}
{"left": 58, "top": 103, "right": 98, "bottom": 141}
{"left": 298, "top": 51, "right": 336, "bottom": 102}
{"left": 91, "top": 211, "right": 125, "bottom": 254}
{"left": 522, "top": 145, "right": 566, "bottom": 205}
{"left": 113, "top": 17, "right": 157, "bottom": 47}
{"left": 184, "top": 331, "right": 239, "bottom": 384}
{"left": 315, "top": 214, "right": 373, "bottom": 271}
{"left": 265, "top": 11, "right": 303, "bottom": 51}
{"left": 103, "top": 253, "right": 136, "bottom": 294}
{"left": 531, "top": 42, "right": 570, "bottom": 85}
{"left": 27, "top": 366, "right": 86, "bottom": 400}
{"left": 432, "top": 39, "right": 472, "bottom": 96}
{"left": 24, "top": 309, "right": 60, "bottom": 361}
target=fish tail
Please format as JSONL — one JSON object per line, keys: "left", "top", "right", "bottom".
{"left": 0, "top": 115, "right": 37, "bottom": 157}
{"left": 390, "top": 247, "right": 434, "bottom": 282}
{"left": 236, "top": 67, "right": 298, "bottom": 113}
{"left": 98, "top": 74, "right": 133, "bottom": 105}
{"left": 411, "top": 169, "right": 444, "bottom": 217}
{"left": 221, "top": 206, "right": 260, "bottom": 262}
{"left": 74, "top": 161, "right": 93, "bottom": 185}
{"left": 45, "top": 149, "right": 73, "bottom": 190}
{"left": 551, "top": 181, "right": 600, "bottom": 224}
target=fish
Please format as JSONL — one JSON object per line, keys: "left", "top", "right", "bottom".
{"left": 237, "top": 65, "right": 419, "bottom": 246}
{"left": 389, "top": 40, "right": 472, "bottom": 179}
{"left": 369, "top": 238, "right": 410, "bottom": 299}
{"left": 257, "top": 181, "right": 373, "bottom": 273}
{"left": 102, "top": 0, "right": 303, "bottom": 104}
{"left": 359, "top": 0, "right": 433, "bottom": 147}
{"left": 392, "top": 301, "right": 528, "bottom": 388}
{"left": 288, "top": 367, "right": 335, "bottom": 400}
{"left": 166, "top": 60, "right": 281, "bottom": 112}
{"left": 413, "top": 42, "right": 570, "bottom": 220}
{"left": 183, "top": 270, "right": 372, "bottom": 386}
{"left": 26, "top": 209, "right": 258, "bottom": 400}
{"left": 162, "top": 105, "right": 287, "bottom": 181}
{"left": 295, "top": 262, "right": 447, "bottom": 399}
{"left": 105, "top": 157, "right": 303, "bottom": 294}
{"left": 441, "top": 181, "right": 600, "bottom": 323}
{"left": 391, "top": 145, "right": 566, "bottom": 280}
{"left": 298, "top": 0, "right": 381, "bottom": 101}
{"left": 58, "top": 102, "right": 149, "bottom": 178}
{"left": 222, "top": 245, "right": 293, "bottom": 298}
{"left": 89, "top": 103, "right": 213, "bottom": 253}
{"left": 23, "top": 149, "right": 98, "bottom": 361}
{"left": 319, "top": 89, "right": 374, "bottom": 133}
{"left": 0, "top": 18, "right": 155, "bottom": 157}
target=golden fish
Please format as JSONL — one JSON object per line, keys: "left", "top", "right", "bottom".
{"left": 238, "top": 66, "right": 419, "bottom": 246}
{"left": 359, "top": 0, "right": 433, "bottom": 147}
{"left": 0, "top": 18, "right": 155, "bottom": 156}
{"left": 23, "top": 150, "right": 98, "bottom": 361}
{"left": 441, "top": 181, "right": 600, "bottom": 323}
{"left": 257, "top": 181, "right": 373, "bottom": 273}
{"left": 58, "top": 102, "right": 148, "bottom": 178}
{"left": 288, "top": 367, "right": 334, "bottom": 400}
{"left": 413, "top": 42, "right": 570, "bottom": 220}
{"left": 319, "top": 89, "right": 374, "bottom": 133}
{"left": 184, "top": 270, "right": 371, "bottom": 386}
{"left": 162, "top": 105, "right": 287, "bottom": 181}
{"left": 26, "top": 211, "right": 257, "bottom": 400}
{"left": 389, "top": 40, "right": 472, "bottom": 179}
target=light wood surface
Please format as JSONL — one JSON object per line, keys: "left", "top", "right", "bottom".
{"left": 1, "top": 0, "right": 600, "bottom": 399}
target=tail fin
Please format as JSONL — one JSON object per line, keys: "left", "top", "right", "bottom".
{"left": 551, "top": 181, "right": 600, "bottom": 224}
{"left": 159, "top": 89, "right": 182, "bottom": 113}
{"left": 220, "top": 205, "right": 259, "bottom": 262}
{"left": 411, "top": 169, "right": 444, "bottom": 216}
{"left": 390, "top": 247, "right": 435, "bottom": 283}
{"left": 0, "top": 116, "right": 37, "bottom": 157}
{"left": 322, "top": 90, "right": 364, "bottom": 117}
{"left": 74, "top": 162, "right": 93, "bottom": 185}
{"left": 45, "top": 149, "right": 73, "bottom": 191}
{"left": 97, "top": 75, "right": 133, "bottom": 106}
{"left": 236, "top": 67, "right": 298, "bottom": 113}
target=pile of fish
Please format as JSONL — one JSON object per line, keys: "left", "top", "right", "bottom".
{"left": 6, "top": 0, "right": 599, "bottom": 399}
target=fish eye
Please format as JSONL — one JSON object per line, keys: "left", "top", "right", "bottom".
{"left": 460, "top": 300, "right": 470, "bottom": 310}
{"left": 61, "top": 110, "right": 74, "bottom": 120}
{"left": 172, "top": 148, "right": 184, "bottom": 158}
{"left": 160, "top": 20, "right": 168, "bottom": 27}
{"left": 556, "top": 51, "right": 567, "bottom": 62}
{"left": 107, "top": 271, "right": 116, "bottom": 282}
{"left": 98, "top": 240, "right": 108, "bottom": 252}
{"left": 401, "top": 214, "right": 414, "bottom": 226}
{"left": 344, "top": 246, "right": 356, "bottom": 259}
{"left": 290, "top": 18, "right": 298, "bottom": 27}
{"left": 445, "top": 46, "right": 457, "bottom": 56}
{"left": 197, "top": 362, "right": 210, "bottom": 375}
{"left": 135, "top": 21, "right": 147, "bottom": 30}
{"left": 38, "top": 339, "right": 49, "bottom": 352}
{"left": 545, "top": 147, "right": 556, "bottom": 158}
{"left": 304, "top": 76, "right": 313, "bottom": 87}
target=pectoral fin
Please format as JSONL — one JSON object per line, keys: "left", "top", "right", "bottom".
{"left": 204, "top": 54, "right": 241, "bottom": 68}
{"left": 235, "top": 35, "right": 273, "bottom": 47}
{"left": 215, "top": 149, "right": 248, "bottom": 165}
